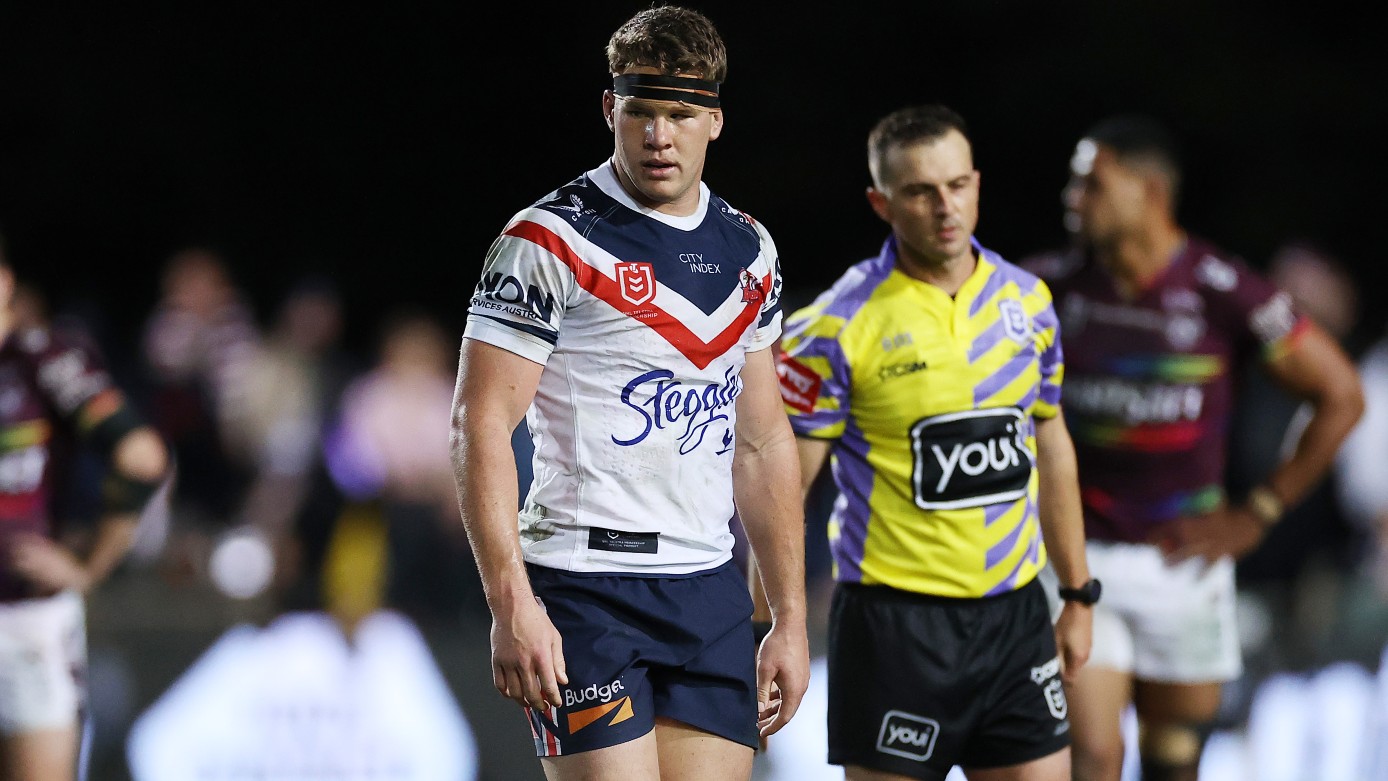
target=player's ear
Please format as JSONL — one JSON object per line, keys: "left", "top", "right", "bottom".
{"left": 866, "top": 187, "right": 890, "bottom": 223}
{"left": 602, "top": 90, "right": 617, "bottom": 132}
{"left": 708, "top": 109, "right": 723, "bottom": 141}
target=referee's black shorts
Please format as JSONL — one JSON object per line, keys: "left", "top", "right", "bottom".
{"left": 827, "top": 577, "right": 1070, "bottom": 780}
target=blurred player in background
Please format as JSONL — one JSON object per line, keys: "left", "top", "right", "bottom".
{"left": 1024, "top": 115, "right": 1364, "bottom": 781}
{"left": 0, "top": 247, "right": 170, "bottom": 781}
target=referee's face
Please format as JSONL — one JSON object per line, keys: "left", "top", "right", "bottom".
{"left": 868, "top": 129, "right": 980, "bottom": 271}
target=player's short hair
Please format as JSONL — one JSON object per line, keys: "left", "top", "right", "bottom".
{"left": 607, "top": 5, "right": 727, "bottom": 84}
{"left": 1082, "top": 114, "right": 1183, "bottom": 203}
{"left": 867, "top": 104, "right": 972, "bottom": 188}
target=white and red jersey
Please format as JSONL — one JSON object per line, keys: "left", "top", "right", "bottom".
{"left": 464, "top": 161, "right": 783, "bottom": 574}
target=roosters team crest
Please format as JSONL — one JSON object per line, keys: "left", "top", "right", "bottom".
{"left": 616, "top": 262, "right": 656, "bottom": 305}
{"left": 739, "top": 268, "right": 764, "bottom": 305}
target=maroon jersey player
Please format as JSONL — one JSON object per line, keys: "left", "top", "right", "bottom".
{"left": 1025, "top": 115, "right": 1363, "bottom": 781}
{"left": 0, "top": 253, "right": 169, "bottom": 781}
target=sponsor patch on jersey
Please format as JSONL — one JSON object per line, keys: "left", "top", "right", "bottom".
{"left": 587, "top": 528, "right": 659, "bottom": 554}
{"left": 1195, "top": 255, "right": 1238, "bottom": 291}
{"left": 875, "top": 710, "right": 940, "bottom": 762}
{"left": 473, "top": 272, "right": 558, "bottom": 323}
{"left": 1164, "top": 313, "right": 1206, "bottom": 350}
{"left": 552, "top": 193, "right": 595, "bottom": 222}
{"left": 568, "top": 696, "right": 635, "bottom": 734}
{"left": 909, "top": 408, "right": 1032, "bottom": 510}
{"left": 1249, "top": 291, "right": 1298, "bottom": 345}
{"left": 776, "top": 355, "right": 822, "bottom": 413}
{"left": 677, "top": 253, "right": 720, "bottom": 274}
{"left": 878, "top": 360, "right": 927, "bottom": 382}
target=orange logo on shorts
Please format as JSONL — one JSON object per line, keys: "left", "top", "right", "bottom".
{"left": 567, "top": 696, "right": 635, "bottom": 734}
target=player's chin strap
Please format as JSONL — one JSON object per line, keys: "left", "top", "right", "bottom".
{"left": 613, "top": 73, "right": 720, "bottom": 109}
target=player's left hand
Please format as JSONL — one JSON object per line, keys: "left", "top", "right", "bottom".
{"left": 1149, "top": 506, "right": 1267, "bottom": 563}
{"left": 7, "top": 532, "right": 91, "bottom": 595}
{"left": 755, "top": 620, "right": 810, "bottom": 740}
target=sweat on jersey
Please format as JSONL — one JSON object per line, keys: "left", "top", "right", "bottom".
{"left": 1025, "top": 237, "right": 1309, "bottom": 544}
{"left": 777, "top": 236, "right": 1061, "bottom": 599}
{"left": 463, "top": 161, "right": 783, "bottom": 575}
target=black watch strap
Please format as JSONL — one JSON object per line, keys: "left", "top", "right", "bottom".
{"left": 1058, "top": 577, "right": 1102, "bottom": 605}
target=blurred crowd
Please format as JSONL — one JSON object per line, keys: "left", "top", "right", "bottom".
{"left": 13, "top": 236, "right": 1388, "bottom": 781}
{"left": 108, "top": 246, "right": 497, "bottom": 626}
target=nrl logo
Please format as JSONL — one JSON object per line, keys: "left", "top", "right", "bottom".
{"left": 616, "top": 262, "right": 656, "bottom": 305}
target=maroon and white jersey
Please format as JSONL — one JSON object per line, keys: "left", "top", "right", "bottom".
{"left": 0, "top": 326, "right": 121, "bottom": 600}
{"left": 1026, "top": 238, "right": 1308, "bottom": 543}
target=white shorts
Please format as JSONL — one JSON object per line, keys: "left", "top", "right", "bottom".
{"left": 1085, "top": 541, "right": 1242, "bottom": 683}
{"left": 0, "top": 590, "right": 87, "bottom": 734}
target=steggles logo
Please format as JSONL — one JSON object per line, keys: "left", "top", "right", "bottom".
{"left": 567, "top": 696, "right": 635, "bottom": 734}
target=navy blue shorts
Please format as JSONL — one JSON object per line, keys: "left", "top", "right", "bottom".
{"left": 522, "top": 560, "right": 758, "bottom": 756}
{"left": 827, "top": 578, "right": 1070, "bottom": 780}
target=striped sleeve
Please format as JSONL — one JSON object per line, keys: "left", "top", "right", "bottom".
{"left": 464, "top": 210, "right": 580, "bottom": 365}
{"left": 777, "top": 303, "right": 851, "bottom": 439}
{"left": 1032, "top": 279, "right": 1063, "bottom": 419}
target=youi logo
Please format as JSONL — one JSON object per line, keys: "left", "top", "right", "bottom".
{"left": 612, "top": 366, "right": 743, "bottom": 454}
{"left": 876, "top": 710, "right": 940, "bottom": 761}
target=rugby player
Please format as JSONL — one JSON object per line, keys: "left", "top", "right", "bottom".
{"left": 0, "top": 249, "right": 170, "bottom": 781}
{"left": 449, "top": 6, "right": 809, "bottom": 780}
{"left": 1026, "top": 114, "right": 1364, "bottom": 781}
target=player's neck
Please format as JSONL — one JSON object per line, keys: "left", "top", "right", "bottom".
{"left": 1098, "top": 221, "right": 1185, "bottom": 299}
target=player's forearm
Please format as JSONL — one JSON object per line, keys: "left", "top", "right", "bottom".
{"left": 451, "top": 414, "right": 531, "bottom": 613}
{"left": 1266, "top": 382, "right": 1364, "bottom": 509}
{"left": 80, "top": 515, "right": 140, "bottom": 592}
{"left": 82, "top": 427, "right": 169, "bottom": 591}
{"left": 734, "top": 433, "right": 807, "bottom": 627}
{"left": 1035, "top": 416, "right": 1090, "bottom": 588}
{"left": 748, "top": 436, "right": 829, "bottom": 623}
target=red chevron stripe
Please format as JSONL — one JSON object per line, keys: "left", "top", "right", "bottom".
{"left": 505, "top": 220, "right": 765, "bottom": 370}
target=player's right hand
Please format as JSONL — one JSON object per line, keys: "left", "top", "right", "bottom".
{"left": 1150, "top": 505, "right": 1266, "bottom": 563}
{"left": 490, "top": 595, "right": 568, "bottom": 711}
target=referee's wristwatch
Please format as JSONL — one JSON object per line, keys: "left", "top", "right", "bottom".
{"left": 1058, "top": 578, "right": 1102, "bottom": 606}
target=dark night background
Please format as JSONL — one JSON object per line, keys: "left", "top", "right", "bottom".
{"left": 2, "top": 1, "right": 1386, "bottom": 364}
{"left": 1, "top": 4, "right": 1387, "bottom": 778}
